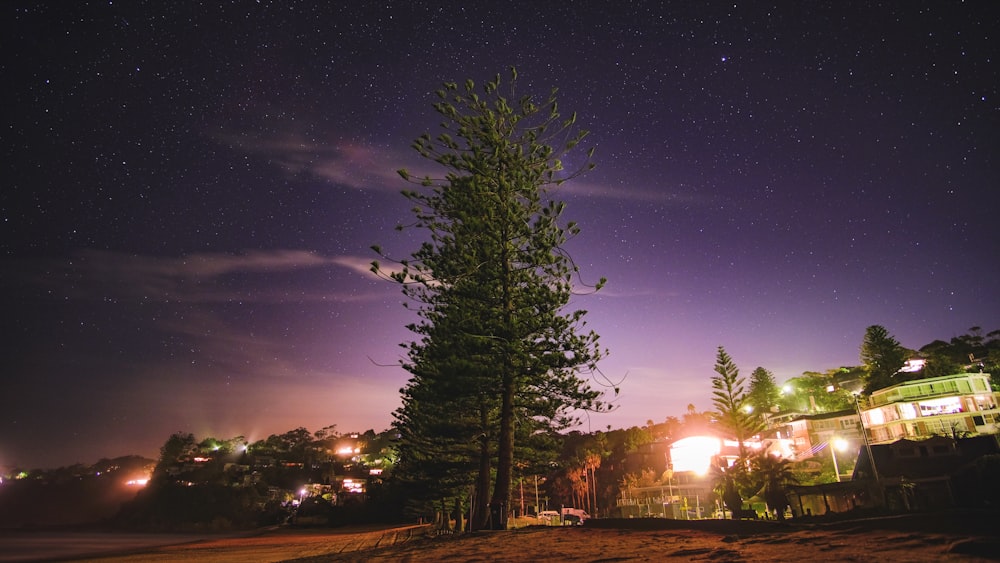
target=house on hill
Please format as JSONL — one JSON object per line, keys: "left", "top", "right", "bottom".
{"left": 857, "top": 372, "right": 999, "bottom": 444}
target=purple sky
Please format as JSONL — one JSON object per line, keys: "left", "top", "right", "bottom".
{"left": 2, "top": 2, "right": 998, "bottom": 469}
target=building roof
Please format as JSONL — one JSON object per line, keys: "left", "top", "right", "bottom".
{"left": 785, "top": 408, "right": 858, "bottom": 423}
{"left": 871, "top": 372, "right": 992, "bottom": 397}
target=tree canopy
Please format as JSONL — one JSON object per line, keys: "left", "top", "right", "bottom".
{"left": 860, "top": 325, "right": 907, "bottom": 393}
{"left": 747, "top": 367, "right": 779, "bottom": 415}
{"left": 374, "top": 68, "right": 612, "bottom": 529}
{"left": 710, "top": 346, "right": 763, "bottom": 457}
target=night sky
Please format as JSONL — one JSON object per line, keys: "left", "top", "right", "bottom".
{"left": 2, "top": 2, "right": 998, "bottom": 469}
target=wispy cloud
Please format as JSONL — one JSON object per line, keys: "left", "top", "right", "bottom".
{"left": 14, "top": 249, "right": 390, "bottom": 304}
{"left": 218, "top": 130, "right": 716, "bottom": 207}
{"left": 215, "top": 132, "right": 412, "bottom": 192}
{"left": 560, "top": 178, "right": 718, "bottom": 205}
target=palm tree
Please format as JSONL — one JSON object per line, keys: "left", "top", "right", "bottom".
{"left": 749, "top": 452, "right": 797, "bottom": 521}
{"left": 710, "top": 457, "right": 746, "bottom": 520}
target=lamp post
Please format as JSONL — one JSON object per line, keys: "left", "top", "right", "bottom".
{"left": 829, "top": 437, "right": 847, "bottom": 482}
{"left": 853, "top": 393, "right": 884, "bottom": 506}
{"left": 853, "top": 394, "right": 879, "bottom": 482}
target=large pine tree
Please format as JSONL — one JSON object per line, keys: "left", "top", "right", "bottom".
{"left": 859, "top": 324, "right": 907, "bottom": 393}
{"left": 375, "top": 69, "right": 610, "bottom": 529}
{"left": 711, "top": 346, "right": 763, "bottom": 458}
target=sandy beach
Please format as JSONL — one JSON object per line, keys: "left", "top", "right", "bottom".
{"left": 294, "top": 517, "right": 1000, "bottom": 563}
{"left": 49, "top": 512, "right": 999, "bottom": 563}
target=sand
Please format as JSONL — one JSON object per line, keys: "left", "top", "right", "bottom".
{"left": 298, "top": 519, "right": 1000, "bottom": 563}
{"left": 67, "top": 514, "right": 1000, "bottom": 562}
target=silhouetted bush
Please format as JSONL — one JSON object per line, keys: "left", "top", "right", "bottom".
{"left": 114, "top": 481, "right": 278, "bottom": 532}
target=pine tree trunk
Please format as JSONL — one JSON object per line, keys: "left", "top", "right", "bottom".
{"left": 472, "top": 403, "right": 491, "bottom": 530}
{"left": 490, "top": 371, "right": 514, "bottom": 530}
{"left": 455, "top": 496, "right": 465, "bottom": 533}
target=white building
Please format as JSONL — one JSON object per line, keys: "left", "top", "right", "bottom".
{"left": 858, "top": 373, "right": 999, "bottom": 444}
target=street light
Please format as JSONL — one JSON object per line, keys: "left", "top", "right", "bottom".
{"left": 853, "top": 393, "right": 884, "bottom": 507}
{"left": 829, "top": 437, "right": 847, "bottom": 482}
{"left": 852, "top": 394, "right": 880, "bottom": 482}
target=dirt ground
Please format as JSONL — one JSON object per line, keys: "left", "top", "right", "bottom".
{"left": 72, "top": 514, "right": 1000, "bottom": 563}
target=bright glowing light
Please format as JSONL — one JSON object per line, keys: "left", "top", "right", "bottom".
{"left": 126, "top": 478, "right": 149, "bottom": 486}
{"left": 342, "top": 478, "right": 365, "bottom": 493}
{"left": 832, "top": 437, "right": 848, "bottom": 452}
{"left": 918, "top": 397, "right": 963, "bottom": 414}
{"left": 868, "top": 409, "right": 885, "bottom": 425}
{"left": 670, "top": 436, "right": 722, "bottom": 475}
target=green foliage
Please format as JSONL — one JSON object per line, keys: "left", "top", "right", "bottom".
{"left": 919, "top": 354, "right": 964, "bottom": 379}
{"left": 860, "top": 325, "right": 907, "bottom": 393}
{"left": 711, "top": 347, "right": 764, "bottom": 455}
{"left": 919, "top": 327, "right": 1000, "bottom": 383}
{"left": 778, "top": 371, "right": 855, "bottom": 413}
{"left": 376, "top": 68, "right": 610, "bottom": 528}
{"left": 747, "top": 367, "right": 779, "bottom": 415}
{"left": 153, "top": 432, "right": 196, "bottom": 480}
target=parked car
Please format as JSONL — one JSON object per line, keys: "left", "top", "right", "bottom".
{"left": 560, "top": 507, "right": 590, "bottom": 525}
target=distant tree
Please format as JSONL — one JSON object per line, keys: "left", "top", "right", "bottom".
{"left": 985, "top": 347, "right": 1000, "bottom": 391}
{"left": 711, "top": 347, "right": 763, "bottom": 457}
{"left": 918, "top": 327, "right": 1000, "bottom": 379}
{"left": 313, "top": 425, "right": 338, "bottom": 440}
{"left": 153, "top": 432, "right": 195, "bottom": 480}
{"left": 681, "top": 404, "right": 717, "bottom": 434}
{"left": 646, "top": 416, "right": 680, "bottom": 441}
{"left": 374, "top": 69, "right": 611, "bottom": 529}
{"left": 860, "top": 325, "right": 906, "bottom": 393}
{"left": 747, "top": 367, "right": 780, "bottom": 415}
{"left": 920, "top": 353, "right": 964, "bottom": 379}
{"left": 779, "top": 371, "right": 854, "bottom": 413}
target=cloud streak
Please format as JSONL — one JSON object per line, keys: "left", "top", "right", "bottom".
{"left": 216, "top": 131, "right": 410, "bottom": 192}
{"left": 13, "top": 249, "right": 389, "bottom": 304}
{"left": 220, "top": 130, "right": 716, "bottom": 207}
